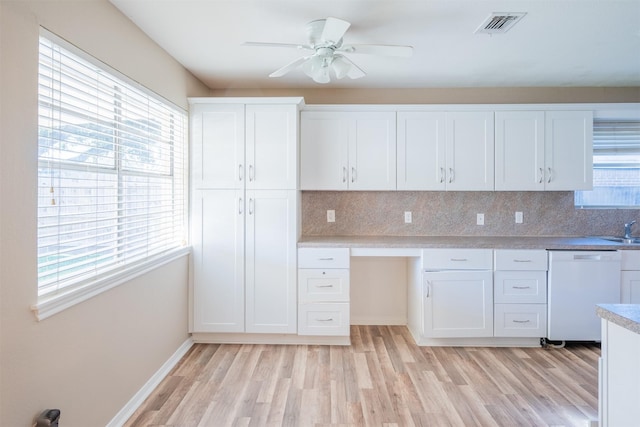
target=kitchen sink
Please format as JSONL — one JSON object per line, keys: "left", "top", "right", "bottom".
{"left": 594, "top": 236, "right": 640, "bottom": 244}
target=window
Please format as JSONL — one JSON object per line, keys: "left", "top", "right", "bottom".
{"left": 575, "top": 116, "right": 640, "bottom": 208}
{"left": 37, "top": 30, "right": 187, "bottom": 310}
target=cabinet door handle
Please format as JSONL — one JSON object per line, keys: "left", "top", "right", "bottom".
{"left": 249, "top": 164, "right": 254, "bottom": 182}
{"left": 547, "top": 167, "right": 552, "bottom": 183}
{"left": 315, "top": 284, "right": 334, "bottom": 288}
{"left": 248, "top": 198, "right": 254, "bottom": 215}
{"left": 318, "top": 257, "right": 334, "bottom": 261}
{"left": 449, "top": 168, "right": 454, "bottom": 183}
{"left": 342, "top": 167, "right": 347, "bottom": 183}
{"left": 316, "top": 318, "right": 334, "bottom": 322}
{"left": 351, "top": 167, "right": 356, "bottom": 183}
{"left": 513, "top": 259, "right": 532, "bottom": 263}
{"left": 450, "top": 258, "right": 468, "bottom": 262}
{"left": 513, "top": 286, "right": 531, "bottom": 289}
{"left": 426, "top": 281, "right": 431, "bottom": 298}
{"left": 513, "top": 319, "right": 531, "bottom": 324}
{"left": 439, "top": 167, "right": 445, "bottom": 183}
{"left": 238, "top": 197, "right": 243, "bottom": 215}
{"left": 538, "top": 167, "right": 544, "bottom": 183}
{"left": 239, "top": 164, "right": 243, "bottom": 181}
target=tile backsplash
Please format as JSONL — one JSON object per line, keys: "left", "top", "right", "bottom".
{"left": 302, "top": 191, "right": 640, "bottom": 237}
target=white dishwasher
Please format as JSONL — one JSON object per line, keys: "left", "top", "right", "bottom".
{"left": 547, "top": 250, "right": 621, "bottom": 342}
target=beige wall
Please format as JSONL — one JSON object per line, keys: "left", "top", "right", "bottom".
{"left": 0, "top": 1, "right": 208, "bottom": 426}
{"left": 212, "top": 87, "right": 640, "bottom": 104}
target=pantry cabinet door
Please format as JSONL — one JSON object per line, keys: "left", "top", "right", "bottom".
{"left": 192, "top": 189, "right": 245, "bottom": 332}
{"left": 191, "top": 104, "right": 245, "bottom": 189}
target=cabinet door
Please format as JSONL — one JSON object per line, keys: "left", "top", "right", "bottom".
{"left": 397, "top": 112, "right": 446, "bottom": 190}
{"left": 621, "top": 271, "right": 640, "bottom": 304}
{"left": 348, "top": 112, "right": 397, "bottom": 190}
{"left": 445, "top": 112, "right": 495, "bottom": 191}
{"left": 495, "top": 111, "right": 545, "bottom": 191}
{"left": 191, "top": 104, "right": 245, "bottom": 189}
{"left": 245, "top": 190, "right": 298, "bottom": 333}
{"left": 192, "top": 189, "right": 245, "bottom": 332}
{"left": 300, "top": 112, "right": 349, "bottom": 190}
{"left": 424, "top": 271, "right": 493, "bottom": 337}
{"left": 246, "top": 104, "right": 298, "bottom": 190}
{"left": 544, "top": 111, "right": 593, "bottom": 190}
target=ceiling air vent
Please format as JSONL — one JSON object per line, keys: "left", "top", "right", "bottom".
{"left": 475, "top": 12, "right": 526, "bottom": 34}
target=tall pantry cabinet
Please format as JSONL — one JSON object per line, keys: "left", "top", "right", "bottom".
{"left": 189, "top": 98, "right": 303, "bottom": 334}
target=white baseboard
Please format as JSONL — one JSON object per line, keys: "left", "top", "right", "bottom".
{"left": 107, "top": 337, "right": 194, "bottom": 427}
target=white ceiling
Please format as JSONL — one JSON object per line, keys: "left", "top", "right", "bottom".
{"left": 109, "top": 0, "right": 640, "bottom": 90}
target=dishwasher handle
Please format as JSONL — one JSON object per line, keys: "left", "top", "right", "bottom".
{"left": 573, "top": 254, "right": 602, "bottom": 261}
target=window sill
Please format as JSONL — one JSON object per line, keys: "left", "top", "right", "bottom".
{"left": 31, "top": 246, "right": 192, "bottom": 321}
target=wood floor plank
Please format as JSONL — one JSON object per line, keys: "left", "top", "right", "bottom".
{"left": 125, "top": 326, "right": 600, "bottom": 427}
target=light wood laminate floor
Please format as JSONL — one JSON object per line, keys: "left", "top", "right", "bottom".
{"left": 125, "top": 326, "right": 600, "bottom": 427}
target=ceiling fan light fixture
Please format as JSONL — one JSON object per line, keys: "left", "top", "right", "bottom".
{"left": 332, "top": 56, "right": 352, "bottom": 79}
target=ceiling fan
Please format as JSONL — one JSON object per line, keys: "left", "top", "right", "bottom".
{"left": 243, "top": 17, "right": 413, "bottom": 84}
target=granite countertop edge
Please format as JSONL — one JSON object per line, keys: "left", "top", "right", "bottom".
{"left": 597, "top": 304, "right": 640, "bottom": 335}
{"left": 298, "top": 235, "right": 640, "bottom": 250}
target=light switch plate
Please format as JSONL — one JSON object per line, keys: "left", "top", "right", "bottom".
{"left": 404, "top": 211, "right": 412, "bottom": 223}
{"left": 515, "top": 211, "right": 523, "bottom": 223}
{"left": 477, "top": 213, "right": 485, "bottom": 225}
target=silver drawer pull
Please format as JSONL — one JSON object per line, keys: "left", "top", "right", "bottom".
{"left": 513, "top": 259, "right": 532, "bottom": 263}
{"left": 513, "top": 320, "right": 531, "bottom": 324}
{"left": 450, "top": 258, "right": 468, "bottom": 262}
{"left": 513, "top": 286, "right": 531, "bottom": 289}
{"left": 315, "top": 284, "right": 334, "bottom": 288}
{"left": 316, "top": 318, "right": 334, "bottom": 322}
{"left": 318, "top": 257, "right": 334, "bottom": 261}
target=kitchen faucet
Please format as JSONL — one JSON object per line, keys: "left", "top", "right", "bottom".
{"left": 624, "top": 220, "right": 637, "bottom": 239}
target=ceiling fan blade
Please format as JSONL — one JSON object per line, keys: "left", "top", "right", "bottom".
{"left": 243, "top": 41, "right": 312, "bottom": 51}
{"left": 269, "top": 56, "right": 310, "bottom": 78}
{"left": 338, "top": 55, "right": 366, "bottom": 79}
{"left": 340, "top": 44, "right": 413, "bottom": 57}
{"left": 321, "top": 17, "right": 351, "bottom": 43}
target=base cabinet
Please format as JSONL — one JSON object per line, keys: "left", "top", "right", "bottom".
{"left": 621, "top": 251, "right": 640, "bottom": 304}
{"left": 599, "top": 319, "right": 640, "bottom": 427}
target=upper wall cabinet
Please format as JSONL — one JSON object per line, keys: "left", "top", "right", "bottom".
{"left": 495, "top": 110, "right": 593, "bottom": 191}
{"left": 397, "top": 111, "right": 494, "bottom": 191}
{"left": 301, "top": 111, "right": 396, "bottom": 190}
{"left": 191, "top": 102, "right": 299, "bottom": 190}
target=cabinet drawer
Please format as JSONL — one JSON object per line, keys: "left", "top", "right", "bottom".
{"left": 621, "top": 251, "right": 640, "bottom": 270}
{"left": 299, "top": 269, "right": 349, "bottom": 302}
{"left": 494, "top": 271, "right": 547, "bottom": 303}
{"left": 298, "top": 303, "right": 350, "bottom": 336}
{"left": 298, "top": 248, "right": 350, "bottom": 269}
{"left": 423, "top": 249, "right": 493, "bottom": 270}
{"left": 494, "top": 250, "right": 548, "bottom": 270}
{"left": 494, "top": 304, "right": 547, "bottom": 337}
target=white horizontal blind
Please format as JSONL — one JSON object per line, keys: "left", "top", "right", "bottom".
{"left": 37, "top": 32, "right": 187, "bottom": 296}
{"left": 575, "top": 118, "right": 640, "bottom": 208}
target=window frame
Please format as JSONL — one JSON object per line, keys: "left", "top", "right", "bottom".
{"left": 33, "top": 28, "right": 190, "bottom": 321}
{"left": 575, "top": 109, "right": 640, "bottom": 209}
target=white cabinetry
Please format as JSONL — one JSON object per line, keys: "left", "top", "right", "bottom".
{"left": 494, "top": 250, "right": 548, "bottom": 337}
{"left": 422, "top": 249, "right": 494, "bottom": 337}
{"left": 300, "top": 111, "right": 396, "bottom": 190}
{"left": 297, "top": 248, "right": 350, "bottom": 336}
{"left": 190, "top": 98, "right": 302, "bottom": 334}
{"left": 621, "top": 251, "right": 640, "bottom": 304}
{"left": 599, "top": 318, "right": 640, "bottom": 427}
{"left": 496, "top": 110, "right": 593, "bottom": 191}
{"left": 397, "top": 112, "right": 494, "bottom": 191}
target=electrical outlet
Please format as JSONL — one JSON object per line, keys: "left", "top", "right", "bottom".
{"left": 327, "top": 210, "right": 335, "bottom": 223}
{"left": 515, "top": 211, "right": 523, "bottom": 224}
{"left": 404, "top": 211, "right": 412, "bottom": 223}
{"left": 477, "top": 213, "right": 485, "bottom": 225}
